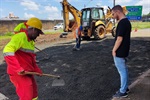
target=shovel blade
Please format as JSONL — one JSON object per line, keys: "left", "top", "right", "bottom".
{"left": 52, "top": 79, "right": 65, "bottom": 86}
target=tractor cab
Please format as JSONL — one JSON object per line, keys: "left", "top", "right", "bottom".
{"left": 81, "top": 7, "right": 105, "bottom": 38}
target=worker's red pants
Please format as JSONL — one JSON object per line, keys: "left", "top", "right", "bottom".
{"left": 9, "top": 75, "right": 38, "bottom": 100}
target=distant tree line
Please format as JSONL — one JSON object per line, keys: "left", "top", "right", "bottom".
{"left": 142, "top": 12, "right": 150, "bottom": 22}
{"left": 143, "top": 12, "right": 150, "bottom": 17}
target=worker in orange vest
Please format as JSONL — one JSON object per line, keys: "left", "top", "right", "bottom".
{"left": 13, "top": 21, "right": 44, "bottom": 63}
{"left": 3, "top": 17, "right": 44, "bottom": 100}
{"left": 73, "top": 25, "right": 83, "bottom": 51}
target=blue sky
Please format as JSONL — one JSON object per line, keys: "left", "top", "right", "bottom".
{"left": 0, "top": 0, "right": 150, "bottom": 20}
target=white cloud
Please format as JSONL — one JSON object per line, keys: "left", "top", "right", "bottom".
{"left": 44, "top": 6, "right": 59, "bottom": 12}
{"left": 47, "top": 12, "right": 63, "bottom": 20}
{"left": 54, "top": 0, "right": 62, "bottom": 2}
{"left": 43, "top": 5, "right": 59, "bottom": 19}
{"left": 135, "top": 0, "right": 150, "bottom": 15}
{"left": 108, "top": 0, "right": 150, "bottom": 15}
{"left": 101, "top": 6, "right": 110, "bottom": 14}
{"left": 24, "top": 12, "right": 35, "bottom": 19}
{"left": 115, "top": 0, "right": 132, "bottom": 5}
{"left": 108, "top": 0, "right": 132, "bottom": 6}
{"left": 96, "top": 1, "right": 103, "bottom": 7}
{"left": 20, "top": 0, "right": 39, "bottom": 11}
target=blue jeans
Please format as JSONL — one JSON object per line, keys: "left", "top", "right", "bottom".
{"left": 113, "top": 56, "right": 129, "bottom": 93}
{"left": 76, "top": 38, "right": 81, "bottom": 49}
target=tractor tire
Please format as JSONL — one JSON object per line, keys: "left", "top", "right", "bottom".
{"left": 112, "top": 27, "right": 116, "bottom": 37}
{"left": 94, "top": 25, "right": 106, "bottom": 39}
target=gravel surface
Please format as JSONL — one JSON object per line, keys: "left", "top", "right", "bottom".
{"left": 0, "top": 29, "right": 150, "bottom": 100}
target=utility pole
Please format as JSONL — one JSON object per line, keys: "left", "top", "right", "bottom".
{"left": 113, "top": 0, "right": 115, "bottom": 26}
{"left": 113, "top": 0, "right": 115, "bottom": 7}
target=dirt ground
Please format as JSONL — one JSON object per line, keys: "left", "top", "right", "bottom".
{"left": 0, "top": 29, "right": 150, "bottom": 100}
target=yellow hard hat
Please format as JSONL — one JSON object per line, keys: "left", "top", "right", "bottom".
{"left": 26, "top": 17, "right": 42, "bottom": 30}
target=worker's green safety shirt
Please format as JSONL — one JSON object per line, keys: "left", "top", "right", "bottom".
{"left": 3, "top": 32, "right": 42, "bottom": 75}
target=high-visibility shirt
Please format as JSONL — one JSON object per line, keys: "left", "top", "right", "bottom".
{"left": 3, "top": 31, "right": 42, "bottom": 75}
{"left": 14, "top": 22, "right": 28, "bottom": 34}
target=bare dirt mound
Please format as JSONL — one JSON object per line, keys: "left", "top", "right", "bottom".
{"left": 0, "top": 33, "right": 74, "bottom": 50}
{"left": 35, "top": 33, "right": 74, "bottom": 44}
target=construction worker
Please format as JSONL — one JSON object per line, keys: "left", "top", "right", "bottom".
{"left": 13, "top": 21, "right": 43, "bottom": 63}
{"left": 3, "top": 17, "right": 44, "bottom": 100}
{"left": 73, "top": 25, "right": 83, "bottom": 51}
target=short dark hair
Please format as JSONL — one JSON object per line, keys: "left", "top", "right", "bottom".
{"left": 112, "top": 5, "right": 123, "bottom": 12}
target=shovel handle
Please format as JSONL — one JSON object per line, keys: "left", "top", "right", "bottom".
{"left": 42, "top": 74, "right": 60, "bottom": 78}
{"left": 35, "top": 46, "right": 49, "bottom": 56}
{"left": 25, "top": 71, "right": 60, "bottom": 78}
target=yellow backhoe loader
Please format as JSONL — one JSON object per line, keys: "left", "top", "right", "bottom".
{"left": 61, "top": 0, "right": 128, "bottom": 39}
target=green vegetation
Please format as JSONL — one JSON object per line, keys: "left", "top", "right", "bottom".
{"left": 4, "top": 32, "right": 14, "bottom": 36}
{"left": 131, "top": 22, "right": 150, "bottom": 30}
{"left": 44, "top": 29, "right": 64, "bottom": 34}
{"left": 0, "top": 36, "right": 12, "bottom": 40}
{"left": 0, "top": 29, "right": 63, "bottom": 40}
{"left": 0, "top": 32, "right": 14, "bottom": 40}
{"left": 0, "top": 32, "right": 14, "bottom": 50}
{"left": 142, "top": 12, "right": 150, "bottom": 17}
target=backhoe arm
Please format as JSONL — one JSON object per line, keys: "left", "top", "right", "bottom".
{"left": 105, "top": 6, "right": 128, "bottom": 20}
{"left": 61, "top": 0, "right": 81, "bottom": 32}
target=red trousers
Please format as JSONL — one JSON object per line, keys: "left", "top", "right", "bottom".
{"left": 9, "top": 75, "right": 38, "bottom": 100}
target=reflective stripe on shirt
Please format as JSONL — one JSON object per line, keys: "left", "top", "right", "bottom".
{"left": 3, "top": 48, "right": 34, "bottom": 57}
{"left": 19, "top": 48, "right": 34, "bottom": 53}
{"left": 3, "top": 52, "right": 15, "bottom": 56}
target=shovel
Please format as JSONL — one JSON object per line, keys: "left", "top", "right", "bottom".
{"left": 25, "top": 71, "right": 65, "bottom": 86}
{"left": 35, "top": 46, "right": 50, "bottom": 60}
